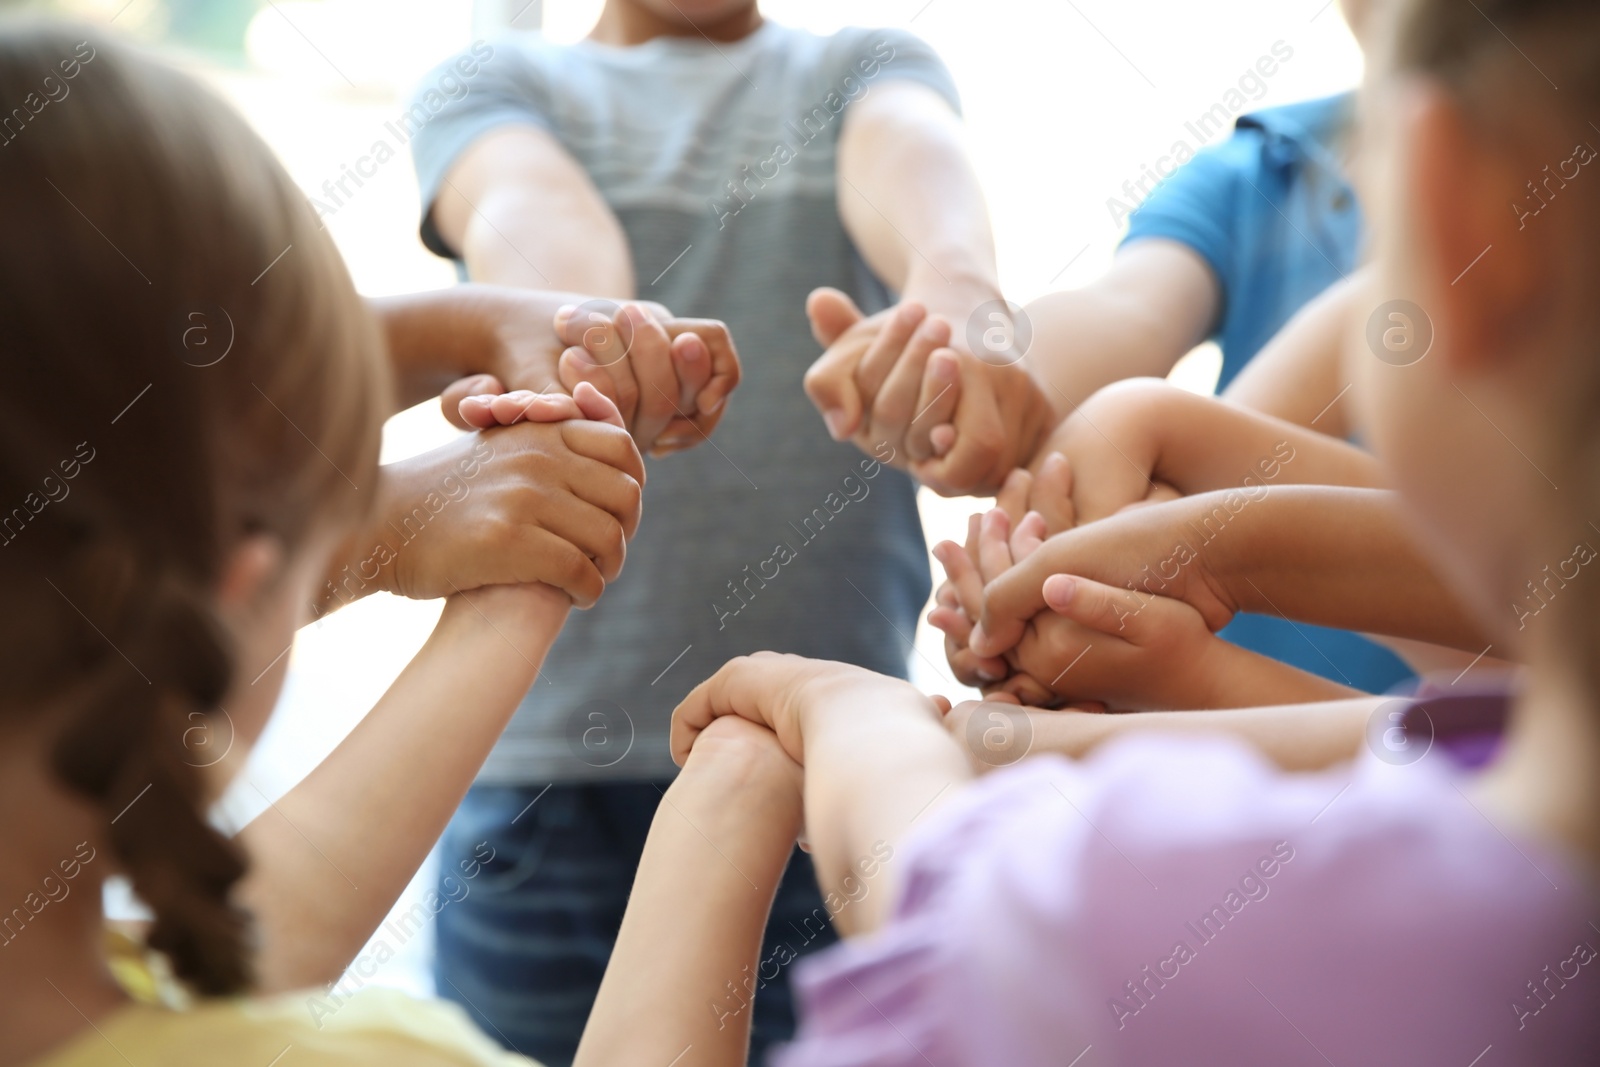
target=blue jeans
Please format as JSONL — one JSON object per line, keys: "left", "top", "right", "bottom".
{"left": 435, "top": 781, "right": 836, "bottom": 1067}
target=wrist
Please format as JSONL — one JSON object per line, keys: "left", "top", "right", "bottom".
{"left": 902, "top": 262, "right": 1002, "bottom": 328}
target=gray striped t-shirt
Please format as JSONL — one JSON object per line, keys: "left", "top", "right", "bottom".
{"left": 409, "top": 21, "right": 956, "bottom": 782}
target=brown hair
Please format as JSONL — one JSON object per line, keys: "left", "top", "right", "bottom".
{"left": 1389, "top": 0, "right": 1600, "bottom": 682}
{"left": 0, "top": 23, "right": 388, "bottom": 994}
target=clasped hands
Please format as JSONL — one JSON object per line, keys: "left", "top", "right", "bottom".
{"left": 330, "top": 295, "right": 742, "bottom": 611}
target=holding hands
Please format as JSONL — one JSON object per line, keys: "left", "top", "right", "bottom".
{"left": 803, "top": 288, "right": 1056, "bottom": 497}
{"left": 442, "top": 291, "right": 741, "bottom": 455}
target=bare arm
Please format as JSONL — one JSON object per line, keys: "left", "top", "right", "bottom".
{"left": 948, "top": 699, "right": 1379, "bottom": 775}
{"left": 1035, "top": 378, "right": 1384, "bottom": 524}
{"left": 974, "top": 485, "right": 1491, "bottom": 659}
{"left": 808, "top": 81, "right": 1055, "bottom": 494}
{"left": 1222, "top": 270, "right": 1366, "bottom": 437}
{"left": 242, "top": 585, "right": 570, "bottom": 991}
{"left": 430, "top": 126, "right": 633, "bottom": 297}
{"left": 672, "top": 657, "right": 971, "bottom": 936}
{"left": 1022, "top": 238, "right": 1220, "bottom": 418}
{"left": 577, "top": 718, "right": 804, "bottom": 1067}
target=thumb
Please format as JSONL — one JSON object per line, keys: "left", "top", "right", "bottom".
{"left": 443, "top": 373, "right": 505, "bottom": 429}
{"left": 1043, "top": 574, "right": 1148, "bottom": 640}
{"left": 806, "top": 287, "right": 863, "bottom": 347}
{"left": 573, "top": 380, "right": 626, "bottom": 428}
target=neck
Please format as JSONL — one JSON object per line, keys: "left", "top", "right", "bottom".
{"left": 587, "top": 0, "right": 763, "bottom": 46}
{"left": 1474, "top": 637, "right": 1600, "bottom": 867}
{"left": 0, "top": 737, "right": 126, "bottom": 1067}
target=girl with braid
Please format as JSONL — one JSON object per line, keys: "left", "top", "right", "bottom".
{"left": 0, "top": 21, "right": 664, "bottom": 1067}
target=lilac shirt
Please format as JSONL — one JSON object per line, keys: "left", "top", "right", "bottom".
{"left": 777, "top": 691, "right": 1599, "bottom": 1066}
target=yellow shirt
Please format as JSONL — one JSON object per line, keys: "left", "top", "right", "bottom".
{"left": 32, "top": 932, "right": 538, "bottom": 1067}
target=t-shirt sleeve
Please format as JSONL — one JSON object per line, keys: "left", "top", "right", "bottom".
{"left": 827, "top": 27, "right": 961, "bottom": 116}
{"left": 1120, "top": 132, "right": 1262, "bottom": 330}
{"left": 406, "top": 39, "right": 559, "bottom": 259}
{"left": 773, "top": 738, "right": 1329, "bottom": 1067}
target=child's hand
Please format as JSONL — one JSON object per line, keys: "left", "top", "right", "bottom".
{"left": 962, "top": 507, "right": 1240, "bottom": 711}
{"left": 555, "top": 302, "right": 741, "bottom": 456}
{"left": 678, "top": 714, "right": 805, "bottom": 813}
{"left": 331, "top": 382, "right": 644, "bottom": 610}
{"left": 1024, "top": 377, "right": 1187, "bottom": 524}
{"left": 457, "top": 377, "right": 626, "bottom": 429}
{"left": 969, "top": 491, "right": 1242, "bottom": 660}
{"left": 930, "top": 508, "right": 1049, "bottom": 694}
{"left": 671, "top": 652, "right": 940, "bottom": 769}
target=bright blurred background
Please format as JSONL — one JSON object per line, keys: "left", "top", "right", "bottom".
{"left": 35, "top": 0, "right": 1362, "bottom": 998}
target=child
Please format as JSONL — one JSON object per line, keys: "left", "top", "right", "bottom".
{"left": 667, "top": 0, "right": 1600, "bottom": 1060}
{"left": 0, "top": 25, "right": 663, "bottom": 1066}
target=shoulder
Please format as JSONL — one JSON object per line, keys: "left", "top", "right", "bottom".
{"left": 815, "top": 26, "right": 959, "bottom": 111}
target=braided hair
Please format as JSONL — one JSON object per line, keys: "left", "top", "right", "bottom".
{"left": 0, "top": 23, "right": 388, "bottom": 994}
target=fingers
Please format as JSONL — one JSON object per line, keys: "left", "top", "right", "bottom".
{"left": 572, "top": 381, "right": 626, "bottom": 429}
{"left": 805, "top": 287, "right": 864, "bottom": 347}
{"left": 931, "top": 539, "right": 985, "bottom": 621}
{"left": 994, "top": 467, "right": 1033, "bottom": 526}
{"left": 669, "top": 651, "right": 801, "bottom": 767}
{"left": 445, "top": 373, "right": 506, "bottom": 429}
{"left": 969, "top": 541, "right": 1053, "bottom": 658}
{"left": 1029, "top": 452, "right": 1076, "bottom": 534}
{"left": 852, "top": 302, "right": 928, "bottom": 431}
{"left": 1042, "top": 573, "right": 1147, "bottom": 641}
{"left": 917, "top": 353, "right": 1006, "bottom": 496}
{"left": 930, "top": 607, "right": 1009, "bottom": 685}
{"left": 559, "top": 345, "right": 624, "bottom": 415}
{"left": 512, "top": 492, "right": 630, "bottom": 586}
{"left": 671, "top": 333, "right": 713, "bottom": 412}
{"left": 907, "top": 350, "right": 961, "bottom": 461}
{"left": 975, "top": 508, "right": 1015, "bottom": 585}
{"left": 1011, "top": 511, "right": 1048, "bottom": 561}
{"left": 558, "top": 420, "right": 648, "bottom": 503}
{"left": 663, "top": 318, "right": 740, "bottom": 418}
{"left": 867, "top": 315, "right": 949, "bottom": 459}
{"left": 512, "top": 524, "right": 608, "bottom": 609}
{"left": 614, "top": 304, "right": 675, "bottom": 446}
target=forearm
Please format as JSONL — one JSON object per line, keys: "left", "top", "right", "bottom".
{"left": 1221, "top": 270, "right": 1364, "bottom": 435}
{"left": 1023, "top": 241, "right": 1219, "bottom": 420}
{"left": 577, "top": 746, "right": 803, "bottom": 1067}
{"left": 802, "top": 684, "right": 971, "bottom": 935}
{"left": 243, "top": 587, "right": 569, "bottom": 991}
{"left": 1015, "top": 698, "right": 1378, "bottom": 772}
{"left": 460, "top": 185, "right": 632, "bottom": 297}
{"left": 1209, "top": 486, "right": 1491, "bottom": 651}
{"left": 1151, "top": 389, "right": 1383, "bottom": 495}
{"left": 368, "top": 285, "right": 574, "bottom": 409}
{"left": 839, "top": 83, "right": 1000, "bottom": 326}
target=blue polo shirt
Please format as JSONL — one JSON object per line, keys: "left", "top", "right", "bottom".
{"left": 1122, "top": 92, "right": 1413, "bottom": 695}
